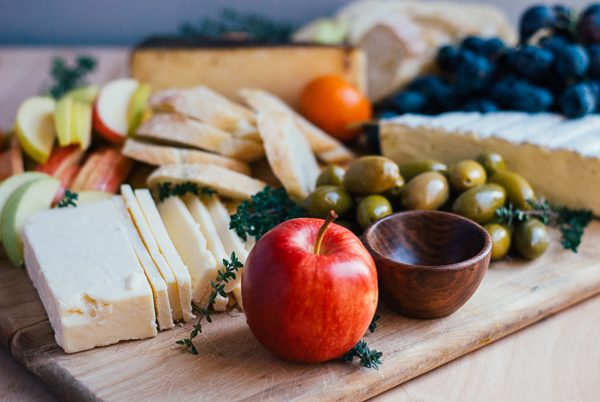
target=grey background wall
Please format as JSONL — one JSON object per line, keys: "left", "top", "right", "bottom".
{"left": 0, "top": 0, "right": 592, "bottom": 46}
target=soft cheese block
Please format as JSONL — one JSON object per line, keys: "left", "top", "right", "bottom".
{"left": 380, "top": 112, "right": 600, "bottom": 215}
{"left": 22, "top": 200, "right": 157, "bottom": 353}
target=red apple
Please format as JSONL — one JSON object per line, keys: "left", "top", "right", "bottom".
{"left": 70, "top": 151, "right": 104, "bottom": 192}
{"left": 0, "top": 137, "right": 24, "bottom": 181}
{"left": 92, "top": 79, "right": 139, "bottom": 143}
{"left": 84, "top": 149, "right": 133, "bottom": 193}
{"left": 36, "top": 145, "right": 84, "bottom": 176}
{"left": 242, "top": 213, "right": 378, "bottom": 363}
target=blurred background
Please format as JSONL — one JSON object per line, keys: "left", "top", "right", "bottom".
{"left": 0, "top": 0, "right": 590, "bottom": 46}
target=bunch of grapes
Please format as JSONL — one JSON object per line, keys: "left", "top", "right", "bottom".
{"left": 382, "top": 4, "right": 600, "bottom": 119}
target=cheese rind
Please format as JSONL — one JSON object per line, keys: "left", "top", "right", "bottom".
{"left": 23, "top": 200, "right": 157, "bottom": 353}
{"left": 113, "top": 196, "right": 174, "bottom": 330}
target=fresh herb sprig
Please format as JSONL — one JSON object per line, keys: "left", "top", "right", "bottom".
{"left": 343, "top": 315, "right": 383, "bottom": 370}
{"left": 177, "top": 252, "right": 243, "bottom": 355}
{"left": 47, "top": 56, "right": 97, "bottom": 99}
{"left": 158, "top": 181, "right": 217, "bottom": 202}
{"left": 57, "top": 190, "right": 78, "bottom": 208}
{"left": 229, "top": 186, "right": 304, "bottom": 241}
{"left": 496, "top": 200, "right": 593, "bottom": 252}
{"left": 179, "top": 8, "right": 293, "bottom": 43}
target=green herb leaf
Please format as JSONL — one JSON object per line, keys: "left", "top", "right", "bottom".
{"left": 229, "top": 185, "right": 304, "bottom": 241}
{"left": 343, "top": 341, "right": 383, "bottom": 370}
{"left": 368, "top": 315, "right": 381, "bottom": 334}
{"left": 57, "top": 190, "right": 78, "bottom": 208}
{"left": 158, "top": 181, "right": 217, "bottom": 202}
{"left": 47, "top": 56, "right": 97, "bottom": 99}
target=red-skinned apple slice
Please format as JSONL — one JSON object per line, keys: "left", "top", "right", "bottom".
{"left": 92, "top": 79, "right": 139, "bottom": 143}
{"left": 0, "top": 138, "right": 24, "bottom": 181}
{"left": 84, "top": 149, "right": 134, "bottom": 193}
{"left": 70, "top": 152, "right": 104, "bottom": 192}
{"left": 52, "top": 163, "right": 81, "bottom": 204}
{"left": 36, "top": 145, "right": 84, "bottom": 177}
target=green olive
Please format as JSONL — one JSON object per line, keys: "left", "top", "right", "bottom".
{"left": 484, "top": 223, "right": 511, "bottom": 260}
{"left": 514, "top": 219, "right": 549, "bottom": 260}
{"left": 380, "top": 178, "right": 405, "bottom": 203}
{"left": 399, "top": 159, "right": 448, "bottom": 182}
{"left": 452, "top": 184, "right": 506, "bottom": 223}
{"left": 489, "top": 171, "right": 534, "bottom": 210}
{"left": 356, "top": 195, "right": 393, "bottom": 229}
{"left": 448, "top": 160, "right": 487, "bottom": 192}
{"left": 401, "top": 172, "right": 449, "bottom": 211}
{"left": 316, "top": 165, "right": 345, "bottom": 188}
{"left": 302, "top": 186, "right": 354, "bottom": 219}
{"left": 477, "top": 153, "right": 507, "bottom": 176}
{"left": 343, "top": 156, "right": 402, "bottom": 196}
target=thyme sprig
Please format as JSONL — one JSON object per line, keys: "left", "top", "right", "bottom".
{"left": 47, "top": 56, "right": 97, "bottom": 99}
{"left": 495, "top": 200, "right": 593, "bottom": 252}
{"left": 57, "top": 190, "right": 78, "bottom": 208}
{"left": 158, "top": 181, "right": 216, "bottom": 202}
{"left": 229, "top": 186, "right": 304, "bottom": 241}
{"left": 177, "top": 252, "right": 243, "bottom": 355}
{"left": 343, "top": 315, "right": 383, "bottom": 370}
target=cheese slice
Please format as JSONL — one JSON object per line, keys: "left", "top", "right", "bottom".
{"left": 157, "top": 196, "right": 218, "bottom": 306}
{"left": 120, "top": 184, "right": 183, "bottom": 321}
{"left": 213, "top": 293, "right": 229, "bottom": 312}
{"left": 380, "top": 112, "right": 600, "bottom": 215}
{"left": 134, "top": 188, "right": 193, "bottom": 322}
{"left": 232, "top": 283, "right": 243, "bottom": 311}
{"left": 22, "top": 200, "right": 157, "bottom": 353}
{"left": 113, "top": 196, "right": 174, "bottom": 330}
{"left": 204, "top": 195, "right": 249, "bottom": 264}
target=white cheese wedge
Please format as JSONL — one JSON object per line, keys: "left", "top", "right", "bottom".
{"left": 113, "top": 196, "right": 174, "bottom": 330}
{"left": 204, "top": 195, "right": 249, "bottom": 263}
{"left": 232, "top": 283, "right": 243, "bottom": 311}
{"left": 134, "top": 189, "right": 193, "bottom": 322}
{"left": 157, "top": 196, "right": 218, "bottom": 306}
{"left": 380, "top": 112, "right": 600, "bottom": 215}
{"left": 22, "top": 200, "right": 157, "bottom": 353}
{"left": 120, "top": 184, "right": 183, "bottom": 321}
{"left": 213, "top": 294, "right": 229, "bottom": 312}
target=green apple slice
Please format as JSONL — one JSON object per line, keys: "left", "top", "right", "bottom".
{"left": 0, "top": 172, "right": 50, "bottom": 243}
{"left": 55, "top": 95, "right": 73, "bottom": 146}
{"left": 15, "top": 97, "right": 57, "bottom": 164}
{"left": 127, "top": 83, "right": 152, "bottom": 137}
{"left": 2, "top": 176, "right": 60, "bottom": 266}
{"left": 74, "top": 190, "right": 112, "bottom": 205}
{"left": 70, "top": 101, "right": 93, "bottom": 150}
{"left": 67, "top": 85, "right": 100, "bottom": 104}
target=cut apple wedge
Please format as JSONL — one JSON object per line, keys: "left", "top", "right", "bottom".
{"left": 81, "top": 149, "right": 134, "bottom": 193}
{"left": 70, "top": 100, "right": 93, "bottom": 150}
{"left": 0, "top": 137, "right": 24, "bottom": 181}
{"left": 92, "top": 79, "right": 139, "bottom": 142}
{"left": 15, "top": 97, "right": 56, "bottom": 164}
{"left": 2, "top": 176, "right": 60, "bottom": 266}
{"left": 68, "top": 85, "right": 99, "bottom": 104}
{"left": 70, "top": 152, "right": 103, "bottom": 192}
{"left": 128, "top": 83, "right": 152, "bottom": 137}
{"left": 54, "top": 95, "right": 73, "bottom": 146}
{"left": 37, "top": 145, "right": 85, "bottom": 203}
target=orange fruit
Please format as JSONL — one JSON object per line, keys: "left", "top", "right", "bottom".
{"left": 299, "top": 76, "right": 372, "bottom": 142}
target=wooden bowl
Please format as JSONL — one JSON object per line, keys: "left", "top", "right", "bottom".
{"left": 363, "top": 210, "right": 492, "bottom": 319}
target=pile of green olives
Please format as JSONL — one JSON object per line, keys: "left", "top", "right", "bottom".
{"left": 302, "top": 153, "right": 550, "bottom": 261}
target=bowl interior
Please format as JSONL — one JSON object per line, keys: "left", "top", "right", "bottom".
{"left": 366, "top": 212, "right": 488, "bottom": 267}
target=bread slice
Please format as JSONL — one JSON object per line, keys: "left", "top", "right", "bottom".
{"left": 149, "top": 86, "right": 259, "bottom": 140}
{"left": 218, "top": 137, "right": 265, "bottom": 162}
{"left": 256, "top": 111, "right": 320, "bottom": 202}
{"left": 122, "top": 138, "right": 250, "bottom": 175}
{"left": 147, "top": 163, "right": 266, "bottom": 200}
{"left": 239, "top": 88, "right": 353, "bottom": 163}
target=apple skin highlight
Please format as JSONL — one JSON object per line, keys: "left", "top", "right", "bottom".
{"left": 242, "top": 218, "right": 378, "bottom": 363}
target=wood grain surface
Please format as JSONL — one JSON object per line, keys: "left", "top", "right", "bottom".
{"left": 1, "top": 48, "right": 600, "bottom": 401}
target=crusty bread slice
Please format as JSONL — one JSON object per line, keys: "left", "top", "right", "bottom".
{"left": 147, "top": 163, "right": 266, "bottom": 200}
{"left": 122, "top": 139, "right": 250, "bottom": 175}
{"left": 218, "top": 137, "right": 265, "bottom": 162}
{"left": 149, "top": 86, "right": 259, "bottom": 140}
{"left": 256, "top": 111, "right": 320, "bottom": 203}
{"left": 239, "top": 88, "right": 354, "bottom": 164}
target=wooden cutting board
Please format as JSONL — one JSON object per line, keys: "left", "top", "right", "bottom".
{"left": 1, "top": 221, "right": 600, "bottom": 401}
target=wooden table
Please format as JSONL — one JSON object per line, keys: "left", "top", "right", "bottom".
{"left": 1, "top": 47, "right": 599, "bottom": 401}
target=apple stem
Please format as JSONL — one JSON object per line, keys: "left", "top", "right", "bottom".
{"left": 314, "top": 210, "right": 338, "bottom": 255}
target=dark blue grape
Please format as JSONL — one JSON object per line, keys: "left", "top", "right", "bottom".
{"left": 490, "top": 78, "right": 554, "bottom": 112}
{"left": 509, "top": 45, "right": 554, "bottom": 80}
{"left": 553, "top": 5, "right": 572, "bottom": 29}
{"left": 560, "top": 83, "right": 597, "bottom": 118}
{"left": 480, "top": 38, "right": 506, "bottom": 60}
{"left": 540, "top": 33, "right": 572, "bottom": 50}
{"left": 378, "top": 110, "right": 399, "bottom": 119}
{"left": 588, "top": 44, "right": 600, "bottom": 77}
{"left": 461, "top": 36, "right": 485, "bottom": 53}
{"left": 554, "top": 44, "right": 590, "bottom": 78}
{"left": 392, "top": 91, "right": 427, "bottom": 114}
{"left": 407, "top": 76, "right": 459, "bottom": 112}
{"left": 436, "top": 45, "right": 460, "bottom": 71}
{"left": 520, "top": 6, "right": 556, "bottom": 43}
{"left": 455, "top": 53, "right": 495, "bottom": 95}
{"left": 461, "top": 99, "right": 499, "bottom": 113}
{"left": 364, "top": 124, "right": 381, "bottom": 154}
{"left": 577, "top": 4, "right": 600, "bottom": 45}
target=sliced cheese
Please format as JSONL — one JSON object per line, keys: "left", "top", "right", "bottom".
{"left": 157, "top": 196, "right": 218, "bottom": 306}
{"left": 113, "top": 196, "right": 174, "bottom": 330}
{"left": 213, "top": 294, "right": 229, "bottom": 312}
{"left": 22, "top": 200, "right": 156, "bottom": 353}
{"left": 232, "top": 282, "right": 243, "bottom": 311}
{"left": 120, "top": 184, "right": 183, "bottom": 321}
{"left": 204, "top": 194, "right": 249, "bottom": 264}
{"left": 122, "top": 138, "right": 250, "bottom": 175}
{"left": 147, "top": 163, "right": 266, "bottom": 201}
{"left": 135, "top": 188, "right": 193, "bottom": 322}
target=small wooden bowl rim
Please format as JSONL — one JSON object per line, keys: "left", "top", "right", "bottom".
{"left": 363, "top": 210, "right": 492, "bottom": 271}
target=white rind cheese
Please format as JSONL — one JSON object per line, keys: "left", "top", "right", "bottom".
{"left": 157, "top": 196, "right": 218, "bottom": 306}
{"left": 381, "top": 112, "right": 600, "bottom": 215}
{"left": 22, "top": 200, "right": 157, "bottom": 353}
{"left": 135, "top": 189, "right": 193, "bottom": 322}
{"left": 113, "top": 196, "right": 174, "bottom": 330}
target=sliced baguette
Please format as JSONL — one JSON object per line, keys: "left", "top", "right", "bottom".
{"left": 147, "top": 163, "right": 266, "bottom": 201}
{"left": 239, "top": 88, "right": 354, "bottom": 163}
{"left": 122, "top": 138, "right": 250, "bottom": 175}
{"left": 256, "top": 112, "right": 320, "bottom": 203}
